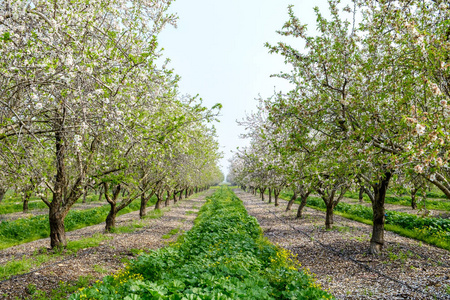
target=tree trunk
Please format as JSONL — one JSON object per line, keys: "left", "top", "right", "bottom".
{"left": 140, "top": 194, "right": 147, "bottom": 218}
{"left": 185, "top": 189, "right": 188, "bottom": 198}
{"left": 296, "top": 194, "right": 309, "bottom": 219}
{"left": 82, "top": 187, "right": 88, "bottom": 203}
{"left": 179, "top": 190, "right": 183, "bottom": 201}
{"left": 0, "top": 187, "right": 6, "bottom": 203}
{"left": 105, "top": 202, "right": 117, "bottom": 232}
{"left": 359, "top": 186, "right": 364, "bottom": 203}
{"left": 260, "top": 188, "right": 266, "bottom": 201}
{"left": 325, "top": 203, "right": 334, "bottom": 230}
{"left": 411, "top": 188, "right": 417, "bottom": 210}
{"left": 268, "top": 188, "right": 272, "bottom": 203}
{"left": 49, "top": 129, "right": 68, "bottom": 249}
{"left": 286, "top": 191, "right": 297, "bottom": 211}
{"left": 98, "top": 185, "right": 103, "bottom": 202}
{"left": 173, "top": 192, "right": 178, "bottom": 203}
{"left": 155, "top": 194, "right": 162, "bottom": 210}
{"left": 23, "top": 191, "right": 31, "bottom": 213}
{"left": 369, "top": 172, "right": 392, "bottom": 255}
{"left": 165, "top": 191, "right": 171, "bottom": 207}
{"left": 274, "top": 189, "right": 280, "bottom": 206}
{"left": 49, "top": 206, "right": 67, "bottom": 249}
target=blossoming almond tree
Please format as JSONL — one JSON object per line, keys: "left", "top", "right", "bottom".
{"left": 0, "top": 0, "right": 176, "bottom": 248}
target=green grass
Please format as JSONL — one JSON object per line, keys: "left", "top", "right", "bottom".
{"left": 0, "top": 254, "right": 53, "bottom": 281}
{"left": 161, "top": 228, "right": 181, "bottom": 239}
{"left": 0, "top": 233, "right": 112, "bottom": 281}
{"left": 66, "top": 233, "right": 113, "bottom": 253}
{"left": 277, "top": 193, "right": 450, "bottom": 251}
{"left": 70, "top": 187, "right": 332, "bottom": 300}
{"left": 344, "top": 191, "right": 450, "bottom": 211}
{"left": 0, "top": 196, "right": 157, "bottom": 250}
{"left": 0, "top": 192, "right": 107, "bottom": 215}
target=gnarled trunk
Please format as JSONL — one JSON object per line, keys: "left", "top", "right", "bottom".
{"left": 49, "top": 206, "right": 68, "bottom": 249}
{"left": 260, "top": 188, "right": 266, "bottom": 201}
{"left": 22, "top": 189, "right": 32, "bottom": 213}
{"left": 140, "top": 194, "right": 147, "bottom": 218}
{"left": 105, "top": 202, "right": 117, "bottom": 232}
{"left": 82, "top": 187, "right": 88, "bottom": 203}
{"left": 369, "top": 171, "right": 392, "bottom": 255}
{"left": 286, "top": 191, "right": 297, "bottom": 211}
{"left": 155, "top": 193, "right": 163, "bottom": 210}
{"left": 274, "top": 189, "right": 280, "bottom": 206}
{"left": 173, "top": 192, "right": 178, "bottom": 203}
{"left": 325, "top": 203, "right": 334, "bottom": 230}
{"left": 359, "top": 186, "right": 364, "bottom": 203}
{"left": 296, "top": 194, "right": 309, "bottom": 219}
{"left": 165, "top": 191, "right": 171, "bottom": 207}
{"left": 0, "top": 187, "right": 6, "bottom": 203}
{"left": 268, "top": 188, "right": 272, "bottom": 203}
{"left": 98, "top": 185, "right": 103, "bottom": 202}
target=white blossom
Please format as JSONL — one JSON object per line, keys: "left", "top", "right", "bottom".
{"left": 415, "top": 123, "right": 426, "bottom": 135}
{"left": 414, "top": 164, "right": 423, "bottom": 173}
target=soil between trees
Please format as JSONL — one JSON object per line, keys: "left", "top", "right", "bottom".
{"left": 0, "top": 191, "right": 211, "bottom": 299}
{"left": 237, "top": 189, "right": 450, "bottom": 300}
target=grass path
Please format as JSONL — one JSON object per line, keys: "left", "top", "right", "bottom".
{"left": 238, "top": 189, "right": 450, "bottom": 299}
{"left": 0, "top": 191, "right": 211, "bottom": 300}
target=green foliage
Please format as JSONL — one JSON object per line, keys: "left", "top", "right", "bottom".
{"left": 0, "top": 254, "right": 52, "bottom": 280}
{"left": 0, "top": 234, "right": 111, "bottom": 280}
{"left": 70, "top": 187, "right": 332, "bottom": 300}
{"left": 0, "top": 197, "right": 156, "bottom": 249}
{"left": 303, "top": 197, "right": 450, "bottom": 250}
{"left": 66, "top": 233, "right": 113, "bottom": 253}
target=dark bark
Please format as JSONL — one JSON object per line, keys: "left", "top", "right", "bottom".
{"left": 49, "top": 129, "right": 68, "bottom": 249}
{"left": 82, "top": 187, "right": 88, "bottom": 203}
{"left": 22, "top": 190, "right": 31, "bottom": 213}
{"left": 185, "top": 189, "right": 188, "bottom": 198}
{"left": 325, "top": 202, "right": 334, "bottom": 230}
{"left": 286, "top": 190, "right": 297, "bottom": 211}
{"left": 411, "top": 188, "right": 418, "bottom": 210}
{"left": 139, "top": 190, "right": 155, "bottom": 219}
{"left": 98, "top": 185, "right": 103, "bottom": 202}
{"left": 104, "top": 183, "right": 121, "bottom": 232}
{"left": 155, "top": 193, "right": 163, "bottom": 210}
{"left": 105, "top": 202, "right": 117, "bottom": 232}
{"left": 0, "top": 187, "right": 6, "bottom": 203}
{"left": 296, "top": 193, "right": 310, "bottom": 219}
{"left": 165, "top": 191, "right": 171, "bottom": 207}
{"left": 260, "top": 188, "right": 266, "bottom": 201}
{"left": 369, "top": 171, "right": 392, "bottom": 255}
{"left": 173, "top": 191, "right": 178, "bottom": 203}
{"left": 274, "top": 189, "right": 280, "bottom": 206}
{"left": 268, "top": 188, "right": 272, "bottom": 203}
{"left": 359, "top": 186, "right": 364, "bottom": 203}
{"left": 49, "top": 208, "right": 68, "bottom": 249}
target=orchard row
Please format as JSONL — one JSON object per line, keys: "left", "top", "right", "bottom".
{"left": 228, "top": 0, "right": 450, "bottom": 254}
{"left": 0, "top": 0, "right": 223, "bottom": 249}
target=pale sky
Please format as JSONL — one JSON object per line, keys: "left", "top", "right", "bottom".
{"left": 158, "top": 0, "right": 332, "bottom": 176}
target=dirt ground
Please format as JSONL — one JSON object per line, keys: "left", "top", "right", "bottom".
{"left": 237, "top": 189, "right": 450, "bottom": 300}
{"left": 0, "top": 191, "right": 211, "bottom": 299}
